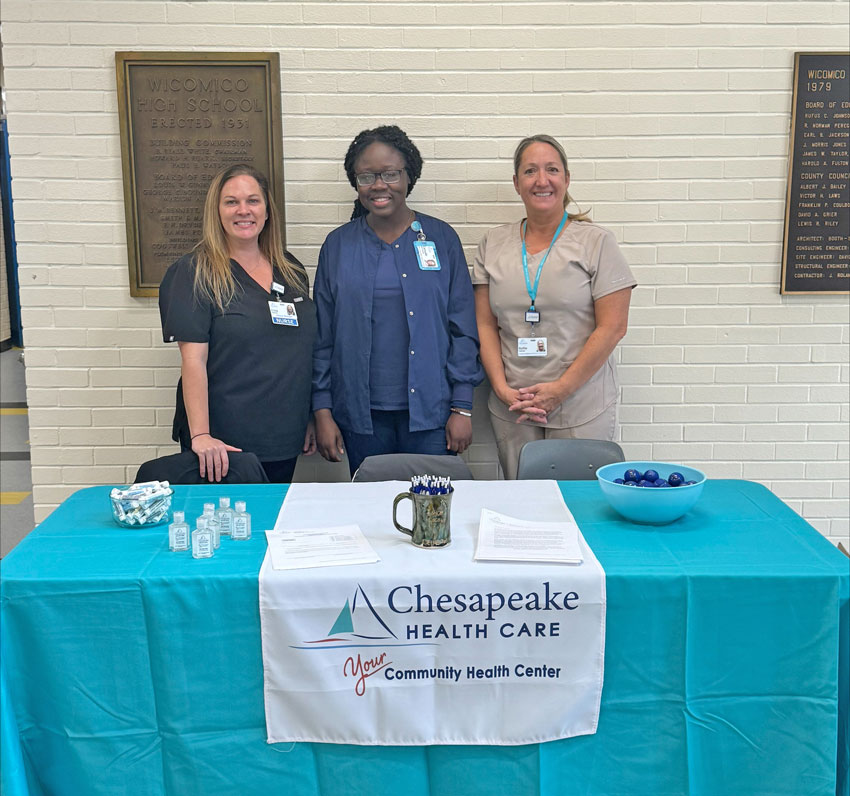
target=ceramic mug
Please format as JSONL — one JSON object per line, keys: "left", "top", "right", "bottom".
{"left": 392, "top": 488, "right": 453, "bottom": 548}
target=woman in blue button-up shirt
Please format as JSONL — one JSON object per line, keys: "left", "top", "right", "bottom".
{"left": 313, "top": 125, "right": 482, "bottom": 476}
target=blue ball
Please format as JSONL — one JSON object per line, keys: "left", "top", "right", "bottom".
{"left": 643, "top": 469, "right": 659, "bottom": 483}
{"left": 656, "top": 481, "right": 671, "bottom": 488}
{"left": 638, "top": 479, "right": 656, "bottom": 488}
{"left": 624, "top": 480, "right": 638, "bottom": 487}
{"left": 668, "top": 472, "right": 685, "bottom": 487}
{"left": 684, "top": 480, "right": 697, "bottom": 486}
{"left": 623, "top": 469, "right": 641, "bottom": 483}
{"left": 613, "top": 478, "right": 625, "bottom": 484}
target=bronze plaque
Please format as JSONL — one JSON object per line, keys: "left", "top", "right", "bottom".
{"left": 781, "top": 52, "right": 850, "bottom": 295}
{"left": 116, "top": 52, "right": 283, "bottom": 296}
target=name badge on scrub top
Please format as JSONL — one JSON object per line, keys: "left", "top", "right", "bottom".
{"left": 268, "top": 300, "right": 298, "bottom": 326}
{"left": 414, "top": 240, "right": 441, "bottom": 271}
{"left": 518, "top": 337, "right": 548, "bottom": 357}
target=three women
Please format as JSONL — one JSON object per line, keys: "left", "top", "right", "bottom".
{"left": 160, "top": 132, "right": 633, "bottom": 483}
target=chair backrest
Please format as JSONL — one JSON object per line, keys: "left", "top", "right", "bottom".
{"left": 352, "top": 453, "right": 473, "bottom": 483}
{"left": 133, "top": 451, "right": 270, "bottom": 485}
{"left": 516, "top": 439, "right": 625, "bottom": 481}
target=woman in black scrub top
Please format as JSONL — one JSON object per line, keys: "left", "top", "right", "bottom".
{"left": 159, "top": 165, "right": 317, "bottom": 483}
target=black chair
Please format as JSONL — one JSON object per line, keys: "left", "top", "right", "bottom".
{"left": 133, "top": 451, "right": 269, "bottom": 485}
{"left": 516, "top": 439, "right": 625, "bottom": 481}
{"left": 352, "top": 453, "right": 473, "bottom": 483}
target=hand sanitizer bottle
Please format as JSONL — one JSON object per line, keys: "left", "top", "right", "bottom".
{"left": 202, "top": 503, "right": 220, "bottom": 549}
{"left": 191, "top": 516, "right": 214, "bottom": 559}
{"left": 216, "top": 497, "right": 234, "bottom": 536}
{"left": 231, "top": 500, "right": 251, "bottom": 540}
{"left": 168, "top": 510, "right": 190, "bottom": 551}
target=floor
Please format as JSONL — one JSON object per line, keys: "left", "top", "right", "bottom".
{"left": 1, "top": 345, "right": 34, "bottom": 557}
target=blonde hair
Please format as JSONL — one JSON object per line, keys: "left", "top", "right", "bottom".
{"left": 193, "top": 164, "right": 308, "bottom": 310}
{"left": 513, "top": 135, "right": 591, "bottom": 222}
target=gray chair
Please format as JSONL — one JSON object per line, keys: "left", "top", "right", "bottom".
{"left": 352, "top": 453, "right": 473, "bottom": 483}
{"left": 516, "top": 439, "right": 625, "bottom": 481}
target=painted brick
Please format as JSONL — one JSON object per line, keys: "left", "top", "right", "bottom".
{"left": 60, "top": 466, "right": 128, "bottom": 484}
{"left": 777, "top": 364, "right": 841, "bottom": 384}
{"left": 59, "top": 428, "right": 125, "bottom": 446}
{"left": 809, "top": 424, "right": 850, "bottom": 442}
{"left": 747, "top": 385, "right": 809, "bottom": 403}
{"left": 684, "top": 385, "right": 747, "bottom": 403}
{"left": 92, "top": 409, "right": 157, "bottom": 427}
{"left": 621, "top": 425, "right": 683, "bottom": 442}
{"left": 26, "top": 369, "right": 89, "bottom": 388}
{"left": 30, "top": 446, "right": 94, "bottom": 466}
{"left": 800, "top": 500, "right": 850, "bottom": 519}
{"left": 744, "top": 462, "right": 807, "bottom": 479}
{"left": 652, "top": 405, "right": 714, "bottom": 423}
{"left": 685, "top": 424, "right": 745, "bottom": 441}
{"left": 90, "top": 369, "right": 155, "bottom": 388}
{"left": 123, "top": 427, "right": 176, "bottom": 445}
{"left": 95, "top": 447, "right": 159, "bottom": 465}
{"left": 23, "top": 328, "right": 88, "bottom": 347}
{"left": 778, "top": 404, "right": 841, "bottom": 422}
{"left": 715, "top": 405, "right": 778, "bottom": 423}
{"left": 681, "top": 345, "right": 747, "bottom": 365}
{"left": 771, "top": 480, "right": 833, "bottom": 499}
{"left": 746, "top": 424, "right": 807, "bottom": 442}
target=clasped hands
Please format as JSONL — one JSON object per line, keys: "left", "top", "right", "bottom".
{"left": 503, "top": 380, "right": 570, "bottom": 424}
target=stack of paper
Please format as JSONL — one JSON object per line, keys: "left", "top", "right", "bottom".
{"left": 474, "top": 508, "right": 583, "bottom": 564}
{"left": 265, "top": 525, "right": 380, "bottom": 570}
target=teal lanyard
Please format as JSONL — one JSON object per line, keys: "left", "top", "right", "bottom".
{"left": 521, "top": 212, "right": 568, "bottom": 311}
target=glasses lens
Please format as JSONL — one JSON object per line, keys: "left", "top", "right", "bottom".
{"left": 381, "top": 170, "right": 402, "bottom": 184}
{"left": 355, "top": 173, "right": 377, "bottom": 186}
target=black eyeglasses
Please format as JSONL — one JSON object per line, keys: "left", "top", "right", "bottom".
{"left": 355, "top": 169, "right": 404, "bottom": 186}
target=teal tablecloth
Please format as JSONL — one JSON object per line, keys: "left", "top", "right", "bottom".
{"left": 1, "top": 480, "right": 847, "bottom": 796}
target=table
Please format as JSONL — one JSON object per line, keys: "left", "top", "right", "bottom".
{"left": 1, "top": 481, "right": 847, "bottom": 796}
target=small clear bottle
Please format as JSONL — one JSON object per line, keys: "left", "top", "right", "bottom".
{"left": 191, "top": 516, "right": 214, "bottom": 559}
{"left": 231, "top": 500, "right": 251, "bottom": 540}
{"left": 216, "top": 497, "right": 234, "bottom": 537}
{"left": 168, "top": 510, "right": 190, "bottom": 552}
{"left": 202, "top": 503, "right": 221, "bottom": 549}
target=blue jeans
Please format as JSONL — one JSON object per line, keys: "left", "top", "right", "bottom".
{"left": 341, "top": 410, "right": 451, "bottom": 477}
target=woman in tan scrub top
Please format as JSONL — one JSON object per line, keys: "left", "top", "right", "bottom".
{"left": 472, "top": 135, "right": 636, "bottom": 479}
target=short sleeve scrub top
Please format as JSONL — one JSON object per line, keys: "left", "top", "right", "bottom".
{"left": 159, "top": 253, "right": 317, "bottom": 462}
{"left": 472, "top": 220, "right": 636, "bottom": 428}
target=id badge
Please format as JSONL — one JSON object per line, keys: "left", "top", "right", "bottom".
{"left": 518, "top": 337, "right": 548, "bottom": 357}
{"left": 414, "top": 240, "right": 441, "bottom": 271}
{"left": 269, "top": 300, "right": 298, "bottom": 326}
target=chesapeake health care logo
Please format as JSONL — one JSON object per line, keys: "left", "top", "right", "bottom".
{"left": 292, "top": 582, "right": 579, "bottom": 696}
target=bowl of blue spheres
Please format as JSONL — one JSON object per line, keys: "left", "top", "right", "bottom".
{"left": 595, "top": 461, "right": 706, "bottom": 525}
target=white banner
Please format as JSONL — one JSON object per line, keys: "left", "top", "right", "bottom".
{"left": 260, "top": 480, "right": 605, "bottom": 745}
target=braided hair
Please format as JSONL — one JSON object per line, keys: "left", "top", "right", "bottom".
{"left": 343, "top": 125, "right": 424, "bottom": 219}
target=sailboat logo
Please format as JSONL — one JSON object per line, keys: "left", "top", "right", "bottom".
{"left": 294, "top": 584, "right": 399, "bottom": 650}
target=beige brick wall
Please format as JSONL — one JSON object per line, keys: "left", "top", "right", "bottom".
{"left": 1, "top": 1, "right": 848, "bottom": 547}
